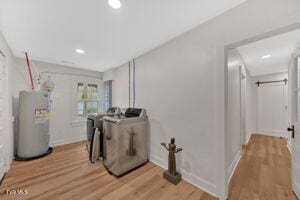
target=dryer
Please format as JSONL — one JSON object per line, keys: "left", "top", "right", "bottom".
{"left": 87, "top": 107, "right": 121, "bottom": 163}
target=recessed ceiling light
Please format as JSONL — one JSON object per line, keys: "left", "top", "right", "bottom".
{"left": 76, "top": 49, "right": 85, "bottom": 54}
{"left": 108, "top": 0, "right": 122, "bottom": 9}
{"left": 261, "top": 54, "right": 271, "bottom": 59}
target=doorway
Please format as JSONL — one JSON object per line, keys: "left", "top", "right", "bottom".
{"left": 226, "top": 27, "right": 300, "bottom": 199}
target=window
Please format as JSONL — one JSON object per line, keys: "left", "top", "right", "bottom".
{"left": 87, "top": 84, "right": 98, "bottom": 99}
{"left": 103, "top": 80, "right": 112, "bottom": 112}
{"left": 76, "top": 83, "right": 100, "bottom": 119}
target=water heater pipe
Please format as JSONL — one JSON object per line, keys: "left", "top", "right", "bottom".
{"left": 25, "top": 52, "right": 35, "bottom": 91}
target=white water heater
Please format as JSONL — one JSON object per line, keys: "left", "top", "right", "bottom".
{"left": 16, "top": 91, "right": 52, "bottom": 160}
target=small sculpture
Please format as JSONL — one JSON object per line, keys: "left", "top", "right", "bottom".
{"left": 161, "top": 137, "right": 183, "bottom": 185}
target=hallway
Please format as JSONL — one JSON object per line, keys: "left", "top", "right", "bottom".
{"left": 228, "top": 134, "right": 297, "bottom": 200}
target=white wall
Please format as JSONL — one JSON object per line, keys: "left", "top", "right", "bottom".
{"left": 103, "top": 64, "right": 130, "bottom": 109}
{"left": 242, "top": 59, "right": 256, "bottom": 144}
{"left": 0, "top": 30, "right": 16, "bottom": 171}
{"left": 102, "top": 0, "right": 300, "bottom": 198}
{"left": 14, "top": 58, "right": 103, "bottom": 147}
{"left": 250, "top": 73, "right": 257, "bottom": 137}
{"left": 226, "top": 49, "right": 256, "bottom": 183}
{"left": 226, "top": 49, "right": 241, "bottom": 184}
{"left": 105, "top": 48, "right": 220, "bottom": 195}
{"left": 241, "top": 69, "right": 246, "bottom": 144}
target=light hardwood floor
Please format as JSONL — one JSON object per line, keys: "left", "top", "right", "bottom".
{"left": 0, "top": 142, "right": 217, "bottom": 200}
{"left": 1, "top": 134, "right": 296, "bottom": 200}
{"left": 229, "top": 134, "right": 298, "bottom": 200}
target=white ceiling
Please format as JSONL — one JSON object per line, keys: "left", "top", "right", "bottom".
{"left": 237, "top": 29, "right": 300, "bottom": 77}
{"left": 0, "top": 0, "right": 246, "bottom": 72}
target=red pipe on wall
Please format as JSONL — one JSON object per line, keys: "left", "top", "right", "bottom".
{"left": 25, "top": 52, "right": 34, "bottom": 91}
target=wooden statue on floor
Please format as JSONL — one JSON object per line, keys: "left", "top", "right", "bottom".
{"left": 161, "top": 137, "right": 183, "bottom": 185}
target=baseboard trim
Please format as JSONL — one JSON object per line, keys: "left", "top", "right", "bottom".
{"left": 0, "top": 172, "right": 6, "bottom": 186}
{"left": 227, "top": 150, "right": 241, "bottom": 184}
{"left": 150, "top": 155, "right": 218, "bottom": 198}
{"left": 256, "top": 130, "right": 287, "bottom": 138}
{"left": 245, "top": 133, "right": 252, "bottom": 145}
{"left": 5, "top": 158, "right": 12, "bottom": 172}
{"left": 50, "top": 136, "right": 86, "bottom": 147}
{"left": 287, "top": 141, "right": 292, "bottom": 154}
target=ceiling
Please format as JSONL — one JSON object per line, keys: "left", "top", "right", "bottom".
{"left": 0, "top": 0, "right": 246, "bottom": 72}
{"left": 237, "top": 29, "right": 300, "bottom": 77}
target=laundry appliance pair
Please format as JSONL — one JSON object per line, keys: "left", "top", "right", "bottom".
{"left": 87, "top": 107, "right": 148, "bottom": 176}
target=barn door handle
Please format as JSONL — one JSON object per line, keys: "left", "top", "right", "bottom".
{"left": 287, "top": 125, "right": 295, "bottom": 139}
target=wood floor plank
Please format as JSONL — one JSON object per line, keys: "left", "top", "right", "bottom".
{"left": 0, "top": 141, "right": 215, "bottom": 200}
{"left": 229, "top": 134, "right": 298, "bottom": 200}
{"left": 2, "top": 135, "right": 298, "bottom": 200}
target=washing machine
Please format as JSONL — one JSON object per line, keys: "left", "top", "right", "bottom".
{"left": 103, "top": 108, "right": 149, "bottom": 176}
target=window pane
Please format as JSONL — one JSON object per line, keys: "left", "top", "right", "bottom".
{"left": 77, "top": 83, "right": 84, "bottom": 99}
{"left": 103, "top": 80, "right": 112, "bottom": 112}
{"left": 87, "top": 84, "right": 98, "bottom": 99}
{"left": 77, "top": 102, "right": 85, "bottom": 119}
{"left": 297, "top": 57, "right": 300, "bottom": 89}
{"left": 87, "top": 101, "right": 98, "bottom": 114}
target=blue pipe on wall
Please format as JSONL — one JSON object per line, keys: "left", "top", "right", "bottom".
{"left": 132, "top": 59, "right": 136, "bottom": 108}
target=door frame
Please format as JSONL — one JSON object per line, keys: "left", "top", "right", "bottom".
{"left": 240, "top": 69, "right": 246, "bottom": 146}
{"left": 290, "top": 53, "right": 300, "bottom": 198}
{"left": 0, "top": 50, "right": 8, "bottom": 181}
{"left": 224, "top": 23, "right": 300, "bottom": 198}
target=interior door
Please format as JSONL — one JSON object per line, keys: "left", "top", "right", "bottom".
{"left": 0, "top": 53, "right": 6, "bottom": 181}
{"left": 257, "top": 82, "right": 286, "bottom": 137}
{"left": 290, "top": 55, "right": 300, "bottom": 198}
